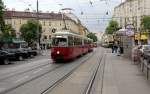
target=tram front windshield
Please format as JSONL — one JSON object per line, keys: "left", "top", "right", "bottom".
{"left": 52, "top": 38, "right": 67, "bottom": 46}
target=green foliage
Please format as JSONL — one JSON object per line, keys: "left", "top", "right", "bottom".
{"left": 20, "top": 19, "right": 42, "bottom": 46}
{"left": 87, "top": 32, "right": 98, "bottom": 42}
{"left": 141, "top": 16, "right": 150, "bottom": 31}
{"left": 3, "top": 24, "right": 16, "bottom": 37}
{"left": 105, "top": 20, "right": 119, "bottom": 34}
{"left": 0, "top": 24, "right": 16, "bottom": 43}
{"left": 0, "top": 0, "right": 5, "bottom": 32}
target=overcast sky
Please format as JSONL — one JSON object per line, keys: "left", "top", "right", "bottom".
{"left": 4, "top": 0, "right": 124, "bottom": 32}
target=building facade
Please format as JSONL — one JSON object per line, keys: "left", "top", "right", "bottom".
{"left": 4, "top": 10, "right": 85, "bottom": 46}
{"left": 113, "top": 0, "right": 150, "bottom": 32}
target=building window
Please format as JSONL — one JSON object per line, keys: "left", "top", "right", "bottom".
{"left": 43, "top": 29, "right": 45, "bottom": 32}
{"left": 43, "top": 21, "right": 45, "bottom": 26}
{"left": 49, "top": 35, "right": 51, "bottom": 39}
{"left": 5, "top": 20, "right": 8, "bottom": 24}
{"left": 14, "top": 20, "right": 16, "bottom": 25}
{"left": 49, "top": 22, "right": 51, "bottom": 26}
{"left": 49, "top": 28, "right": 51, "bottom": 32}
{"left": 20, "top": 20, "right": 22, "bottom": 24}
{"left": 44, "top": 35, "right": 47, "bottom": 40}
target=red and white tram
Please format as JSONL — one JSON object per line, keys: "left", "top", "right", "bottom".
{"left": 51, "top": 30, "right": 93, "bottom": 62}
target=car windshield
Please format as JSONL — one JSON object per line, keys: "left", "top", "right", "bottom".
{"left": 144, "top": 45, "right": 150, "bottom": 50}
{"left": 52, "top": 38, "right": 67, "bottom": 46}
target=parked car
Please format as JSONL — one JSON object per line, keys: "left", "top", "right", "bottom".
{"left": 19, "top": 47, "right": 37, "bottom": 57}
{"left": 139, "top": 45, "right": 150, "bottom": 53}
{"left": 3, "top": 48, "right": 29, "bottom": 61}
{"left": 137, "top": 45, "right": 150, "bottom": 57}
{"left": 0, "top": 50, "right": 15, "bottom": 64}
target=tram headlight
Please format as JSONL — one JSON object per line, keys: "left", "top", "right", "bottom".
{"left": 57, "top": 51, "right": 60, "bottom": 54}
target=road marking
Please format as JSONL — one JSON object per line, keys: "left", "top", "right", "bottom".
{"left": 14, "top": 76, "right": 29, "bottom": 83}
{"left": 33, "top": 68, "right": 43, "bottom": 74}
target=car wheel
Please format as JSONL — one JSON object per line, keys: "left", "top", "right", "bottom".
{"left": 18, "top": 56, "right": 23, "bottom": 61}
{"left": 4, "top": 59, "right": 10, "bottom": 65}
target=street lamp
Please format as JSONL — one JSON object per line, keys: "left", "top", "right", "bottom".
{"left": 36, "top": 0, "right": 40, "bottom": 52}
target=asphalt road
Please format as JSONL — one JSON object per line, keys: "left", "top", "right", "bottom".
{"left": 46, "top": 47, "right": 105, "bottom": 94}
{"left": 0, "top": 48, "right": 105, "bottom": 94}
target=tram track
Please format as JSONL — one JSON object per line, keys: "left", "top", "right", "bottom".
{"left": 40, "top": 47, "right": 105, "bottom": 94}
{"left": 0, "top": 64, "right": 65, "bottom": 94}
{"left": 1, "top": 50, "right": 96, "bottom": 94}
{"left": 84, "top": 53, "right": 106, "bottom": 94}
{"left": 41, "top": 50, "right": 97, "bottom": 94}
{"left": 0, "top": 61, "right": 52, "bottom": 81}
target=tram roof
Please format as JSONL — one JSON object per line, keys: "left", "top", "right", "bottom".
{"left": 52, "top": 30, "right": 92, "bottom": 41}
{"left": 52, "top": 30, "right": 82, "bottom": 37}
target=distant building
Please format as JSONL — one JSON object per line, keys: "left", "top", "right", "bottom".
{"left": 4, "top": 10, "right": 86, "bottom": 46}
{"left": 92, "top": 31, "right": 104, "bottom": 41}
{"left": 113, "top": 0, "right": 150, "bottom": 32}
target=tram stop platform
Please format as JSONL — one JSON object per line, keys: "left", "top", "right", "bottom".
{"left": 102, "top": 53, "right": 150, "bottom": 94}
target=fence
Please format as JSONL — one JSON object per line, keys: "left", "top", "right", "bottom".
{"left": 140, "top": 57, "right": 150, "bottom": 80}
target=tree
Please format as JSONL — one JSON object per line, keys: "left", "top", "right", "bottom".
{"left": 105, "top": 20, "right": 119, "bottom": 34}
{"left": 0, "top": 24, "right": 16, "bottom": 43}
{"left": 2, "top": 24, "right": 16, "bottom": 37}
{"left": 20, "top": 19, "right": 42, "bottom": 46}
{"left": 87, "top": 32, "right": 98, "bottom": 42}
{"left": 0, "top": 0, "right": 5, "bottom": 33}
{"left": 141, "top": 16, "right": 150, "bottom": 31}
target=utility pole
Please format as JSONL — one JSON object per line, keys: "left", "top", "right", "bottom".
{"left": 36, "top": 0, "right": 40, "bottom": 52}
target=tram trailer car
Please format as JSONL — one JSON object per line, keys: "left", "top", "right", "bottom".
{"left": 51, "top": 31, "right": 93, "bottom": 62}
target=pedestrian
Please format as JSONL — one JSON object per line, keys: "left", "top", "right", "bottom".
{"left": 111, "top": 42, "right": 115, "bottom": 53}
{"left": 114, "top": 42, "right": 118, "bottom": 53}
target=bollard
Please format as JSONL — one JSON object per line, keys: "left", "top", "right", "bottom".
{"left": 147, "top": 67, "right": 149, "bottom": 80}
{"left": 141, "top": 59, "right": 144, "bottom": 72}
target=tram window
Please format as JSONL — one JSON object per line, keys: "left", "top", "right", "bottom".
{"left": 74, "top": 37, "right": 78, "bottom": 45}
{"left": 68, "top": 36, "right": 74, "bottom": 46}
{"left": 52, "top": 38, "right": 67, "bottom": 46}
{"left": 79, "top": 39, "right": 82, "bottom": 45}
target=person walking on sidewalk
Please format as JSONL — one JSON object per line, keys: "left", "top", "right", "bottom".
{"left": 111, "top": 42, "right": 115, "bottom": 53}
{"left": 114, "top": 41, "right": 118, "bottom": 53}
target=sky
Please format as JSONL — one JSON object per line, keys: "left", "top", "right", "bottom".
{"left": 4, "top": 0, "right": 124, "bottom": 32}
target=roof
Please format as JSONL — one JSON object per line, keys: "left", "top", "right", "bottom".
{"left": 114, "top": 0, "right": 133, "bottom": 9}
{"left": 4, "top": 11, "right": 71, "bottom": 20}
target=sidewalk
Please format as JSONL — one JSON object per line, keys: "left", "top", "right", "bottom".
{"left": 41, "top": 49, "right": 51, "bottom": 56}
{"left": 102, "top": 53, "right": 150, "bottom": 94}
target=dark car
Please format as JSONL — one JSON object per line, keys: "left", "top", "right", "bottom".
{"left": 19, "top": 47, "right": 37, "bottom": 57}
{"left": 0, "top": 50, "right": 15, "bottom": 64}
{"left": 3, "top": 48, "right": 29, "bottom": 61}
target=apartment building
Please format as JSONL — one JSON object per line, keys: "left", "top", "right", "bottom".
{"left": 113, "top": 0, "right": 150, "bottom": 32}
{"left": 4, "top": 10, "right": 84, "bottom": 45}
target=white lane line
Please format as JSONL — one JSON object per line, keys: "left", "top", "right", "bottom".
{"left": 33, "top": 68, "right": 43, "bottom": 74}
{"left": 14, "top": 76, "right": 29, "bottom": 83}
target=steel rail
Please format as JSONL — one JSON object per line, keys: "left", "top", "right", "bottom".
{"left": 84, "top": 53, "right": 106, "bottom": 94}
{"left": 41, "top": 51, "right": 96, "bottom": 94}
{"left": 0, "top": 61, "right": 52, "bottom": 81}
